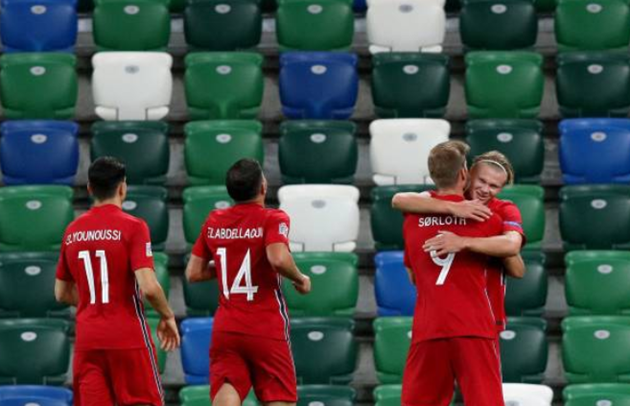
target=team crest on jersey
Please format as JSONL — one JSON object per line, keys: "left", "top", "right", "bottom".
{"left": 279, "top": 223, "right": 289, "bottom": 238}
{"left": 146, "top": 242, "right": 153, "bottom": 257}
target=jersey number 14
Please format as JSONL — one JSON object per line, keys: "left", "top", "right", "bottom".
{"left": 216, "top": 248, "right": 259, "bottom": 301}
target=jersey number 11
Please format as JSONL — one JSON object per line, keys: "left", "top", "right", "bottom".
{"left": 78, "top": 250, "right": 110, "bottom": 304}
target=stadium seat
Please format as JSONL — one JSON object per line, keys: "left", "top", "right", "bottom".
{"left": 183, "top": 278, "right": 220, "bottom": 317}
{"left": 562, "top": 316, "right": 630, "bottom": 383}
{"left": 503, "top": 384, "right": 554, "bottom": 405}
{"left": 182, "top": 186, "right": 233, "bottom": 245}
{"left": 146, "top": 317, "right": 166, "bottom": 373}
{"left": 180, "top": 317, "right": 214, "bottom": 384}
{"left": 371, "top": 53, "right": 450, "bottom": 118}
{"left": 91, "top": 121, "right": 170, "bottom": 185}
{"left": 0, "top": 252, "right": 68, "bottom": 318}
{"left": 0, "top": 53, "right": 77, "bottom": 120}
{"left": 279, "top": 52, "right": 359, "bottom": 119}
{"left": 500, "top": 317, "right": 548, "bottom": 383}
{"left": 284, "top": 252, "right": 359, "bottom": 317}
{"left": 557, "top": 53, "right": 630, "bottom": 118}
{"left": 373, "top": 317, "right": 412, "bottom": 384}
{"left": 466, "top": 119, "right": 544, "bottom": 184}
{"left": 276, "top": 0, "right": 354, "bottom": 51}
{"left": 185, "top": 120, "right": 264, "bottom": 185}
{"left": 559, "top": 185, "right": 630, "bottom": 250}
{"left": 374, "top": 252, "right": 416, "bottom": 317}
{"left": 564, "top": 383, "right": 630, "bottom": 406}
{"left": 92, "top": 52, "right": 173, "bottom": 121}
{"left": 179, "top": 385, "right": 258, "bottom": 406}
{"left": 291, "top": 318, "right": 357, "bottom": 385}
{"left": 0, "top": 0, "right": 77, "bottom": 53}
{"left": 497, "top": 185, "right": 546, "bottom": 250}
{"left": 459, "top": 0, "right": 537, "bottom": 50}
{"left": 278, "top": 185, "right": 360, "bottom": 252}
{"left": 278, "top": 120, "right": 357, "bottom": 184}
{"left": 371, "top": 186, "right": 435, "bottom": 251}
{"left": 93, "top": 0, "right": 170, "bottom": 51}
{"left": 184, "top": 0, "right": 262, "bottom": 51}
{"left": 0, "top": 121, "right": 79, "bottom": 185}
{"left": 555, "top": 0, "right": 630, "bottom": 52}
{"left": 559, "top": 119, "right": 630, "bottom": 184}
{"left": 0, "top": 186, "right": 73, "bottom": 252}
{"left": 297, "top": 385, "right": 356, "bottom": 406}
{"left": 505, "top": 252, "right": 548, "bottom": 317}
{"left": 374, "top": 385, "right": 455, "bottom": 406}
{"left": 185, "top": 52, "right": 264, "bottom": 120}
{"left": 366, "top": 0, "right": 446, "bottom": 53}
{"left": 465, "top": 51, "right": 544, "bottom": 119}
{"left": 122, "top": 186, "right": 169, "bottom": 249}
{"left": 143, "top": 252, "right": 170, "bottom": 317}
{"left": 565, "top": 250, "right": 630, "bottom": 315}
{"left": 0, "top": 319, "right": 70, "bottom": 384}
{"left": 369, "top": 119, "right": 450, "bottom": 185}
{"left": 0, "top": 385, "right": 73, "bottom": 406}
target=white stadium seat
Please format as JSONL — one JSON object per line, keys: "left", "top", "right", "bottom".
{"left": 366, "top": 0, "right": 446, "bottom": 54}
{"left": 92, "top": 52, "right": 173, "bottom": 121}
{"left": 503, "top": 383, "right": 554, "bottom": 406}
{"left": 369, "top": 119, "right": 450, "bottom": 186}
{"left": 278, "top": 185, "right": 360, "bottom": 252}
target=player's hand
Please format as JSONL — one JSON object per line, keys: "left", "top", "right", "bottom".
{"left": 157, "top": 316, "right": 181, "bottom": 352}
{"left": 423, "top": 231, "right": 467, "bottom": 256}
{"left": 451, "top": 200, "right": 492, "bottom": 222}
{"left": 293, "top": 274, "right": 311, "bottom": 295}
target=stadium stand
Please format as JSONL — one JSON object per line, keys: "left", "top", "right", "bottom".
{"left": 505, "top": 252, "right": 548, "bottom": 317}
{"left": 182, "top": 186, "right": 233, "bottom": 245}
{"left": 500, "top": 318, "right": 549, "bottom": 383}
{"left": 497, "top": 185, "right": 546, "bottom": 250}
{"left": 373, "top": 317, "right": 412, "bottom": 384}
{"left": 374, "top": 252, "right": 416, "bottom": 316}
{"left": 122, "top": 187, "right": 170, "bottom": 249}
{"left": 0, "top": 385, "right": 73, "bottom": 406}
{"left": 180, "top": 317, "right": 214, "bottom": 384}
{"left": 564, "top": 383, "right": 630, "bottom": 406}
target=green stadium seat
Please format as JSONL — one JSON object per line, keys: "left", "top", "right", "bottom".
{"left": 0, "top": 186, "right": 74, "bottom": 252}
{"left": 276, "top": 0, "right": 354, "bottom": 51}
{"left": 93, "top": 0, "right": 171, "bottom": 51}
{"left": 565, "top": 250, "right": 630, "bottom": 315}
{"left": 184, "top": 120, "right": 264, "bottom": 186}
{"left": 283, "top": 253, "right": 358, "bottom": 317}
{"left": 91, "top": 121, "right": 170, "bottom": 185}
{"left": 185, "top": 52, "right": 264, "bottom": 120}
{"left": 465, "top": 51, "right": 544, "bottom": 118}
{"left": 297, "top": 385, "right": 356, "bottom": 406}
{"left": 183, "top": 186, "right": 233, "bottom": 245}
{"left": 564, "top": 383, "right": 630, "bottom": 406}
{"left": 123, "top": 186, "right": 169, "bottom": 249}
{"left": 373, "top": 317, "right": 412, "bottom": 384}
{"left": 0, "top": 252, "right": 68, "bottom": 318}
{"left": 371, "top": 185, "right": 434, "bottom": 251}
{"left": 562, "top": 316, "right": 630, "bottom": 383}
{"left": 0, "top": 319, "right": 70, "bottom": 384}
{"left": 179, "top": 385, "right": 258, "bottom": 406}
{"left": 146, "top": 316, "right": 167, "bottom": 373}
{"left": 182, "top": 273, "right": 220, "bottom": 317}
{"left": 373, "top": 385, "right": 455, "bottom": 406}
{"left": 500, "top": 317, "right": 548, "bottom": 383}
{"left": 371, "top": 53, "right": 450, "bottom": 118}
{"left": 143, "top": 252, "right": 170, "bottom": 318}
{"left": 0, "top": 53, "right": 77, "bottom": 119}
{"left": 505, "top": 252, "right": 548, "bottom": 317}
{"left": 560, "top": 185, "right": 630, "bottom": 250}
{"left": 497, "top": 185, "right": 546, "bottom": 251}
{"left": 466, "top": 119, "right": 544, "bottom": 184}
{"left": 278, "top": 121, "right": 357, "bottom": 184}
{"left": 184, "top": 0, "right": 262, "bottom": 51}
{"left": 291, "top": 318, "right": 357, "bottom": 385}
{"left": 555, "top": 0, "right": 630, "bottom": 52}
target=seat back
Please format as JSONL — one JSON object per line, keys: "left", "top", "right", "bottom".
{"left": 180, "top": 317, "right": 214, "bottom": 384}
{"left": 497, "top": 185, "right": 546, "bottom": 250}
{"left": 500, "top": 318, "right": 548, "bottom": 383}
{"left": 297, "top": 385, "right": 356, "bottom": 406}
{"left": 182, "top": 186, "right": 233, "bottom": 245}
{"left": 123, "top": 186, "right": 169, "bottom": 248}
{"left": 564, "top": 383, "right": 630, "bottom": 406}
{"left": 505, "top": 252, "right": 548, "bottom": 316}
{"left": 373, "top": 317, "right": 413, "bottom": 384}
{"left": 0, "top": 385, "right": 73, "bottom": 406}
{"left": 374, "top": 252, "right": 417, "bottom": 316}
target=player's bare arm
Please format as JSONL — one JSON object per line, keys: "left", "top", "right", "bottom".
{"left": 392, "top": 192, "right": 492, "bottom": 222}
{"left": 135, "top": 267, "right": 181, "bottom": 351}
{"left": 405, "top": 267, "right": 416, "bottom": 285}
{"left": 266, "top": 243, "right": 311, "bottom": 294}
{"left": 54, "top": 279, "right": 79, "bottom": 306}
{"left": 186, "top": 254, "right": 217, "bottom": 282}
{"left": 423, "top": 230, "right": 523, "bottom": 258}
{"left": 502, "top": 255, "right": 525, "bottom": 279}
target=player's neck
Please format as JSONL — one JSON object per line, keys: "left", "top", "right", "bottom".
{"left": 93, "top": 198, "right": 122, "bottom": 209}
{"left": 435, "top": 187, "right": 464, "bottom": 197}
{"left": 236, "top": 195, "right": 265, "bottom": 207}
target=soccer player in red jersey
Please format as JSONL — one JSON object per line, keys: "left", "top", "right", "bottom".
{"left": 398, "top": 141, "right": 512, "bottom": 406}
{"left": 54, "top": 157, "right": 180, "bottom": 406}
{"left": 185, "top": 159, "right": 311, "bottom": 406}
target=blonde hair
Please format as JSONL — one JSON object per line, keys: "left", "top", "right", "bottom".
{"left": 472, "top": 150, "right": 515, "bottom": 186}
{"left": 428, "top": 141, "right": 470, "bottom": 189}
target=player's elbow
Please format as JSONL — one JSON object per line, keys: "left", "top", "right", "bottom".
{"left": 391, "top": 193, "right": 406, "bottom": 210}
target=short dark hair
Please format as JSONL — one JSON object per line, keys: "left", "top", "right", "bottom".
{"left": 88, "top": 157, "right": 126, "bottom": 201}
{"left": 226, "top": 159, "right": 264, "bottom": 202}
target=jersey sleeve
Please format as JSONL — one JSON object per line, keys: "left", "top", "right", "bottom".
{"left": 55, "top": 237, "right": 73, "bottom": 281}
{"left": 191, "top": 221, "right": 212, "bottom": 260}
{"left": 129, "top": 221, "right": 155, "bottom": 272}
{"left": 265, "top": 210, "right": 291, "bottom": 246}
{"left": 498, "top": 202, "right": 527, "bottom": 246}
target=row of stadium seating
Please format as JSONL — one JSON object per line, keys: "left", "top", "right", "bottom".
{"left": 2, "top": 0, "right": 630, "bottom": 52}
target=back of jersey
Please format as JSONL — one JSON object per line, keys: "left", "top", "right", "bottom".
{"left": 56, "top": 204, "right": 155, "bottom": 350}
{"left": 192, "top": 203, "right": 292, "bottom": 341}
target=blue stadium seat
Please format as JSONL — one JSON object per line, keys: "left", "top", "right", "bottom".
{"left": 374, "top": 251, "right": 416, "bottom": 317}
{"left": 0, "top": 0, "right": 77, "bottom": 53}
{"left": 559, "top": 118, "right": 630, "bottom": 184}
{"left": 0, "top": 385, "right": 72, "bottom": 406}
{"left": 0, "top": 121, "right": 79, "bottom": 185}
{"left": 181, "top": 317, "right": 213, "bottom": 385}
{"left": 279, "top": 52, "right": 359, "bottom": 119}
{"left": 353, "top": 0, "right": 366, "bottom": 10}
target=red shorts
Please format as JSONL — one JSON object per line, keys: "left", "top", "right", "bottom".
{"left": 73, "top": 348, "right": 163, "bottom": 406}
{"left": 210, "top": 331, "right": 297, "bottom": 403}
{"left": 402, "top": 337, "right": 503, "bottom": 406}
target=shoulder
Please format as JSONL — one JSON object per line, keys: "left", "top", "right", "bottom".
{"left": 491, "top": 198, "right": 522, "bottom": 221}
{"left": 265, "top": 208, "right": 290, "bottom": 222}
{"left": 118, "top": 210, "right": 149, "bottom": 232}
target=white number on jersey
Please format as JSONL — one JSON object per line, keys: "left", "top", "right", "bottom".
{"left": 216, "top": 248, "right": 259, "bottom": 301}
{"left": 78, "top": 250, "right": 110, "bottom": 304}
{"left": 431, "top": 251, "right": 456, "bottom": 285}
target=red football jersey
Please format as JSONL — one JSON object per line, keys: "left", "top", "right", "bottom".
{"left": 56, "top": 204, "right": 156, "bottom": 350}
{"left": 192, "top": 203, "right": 292, "bottom": 341}
{"left": 403, "top": 193, "right": 503, "bottom": 342}
{"left": 486, "top": 198, "right": 527, "bottom": 331}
